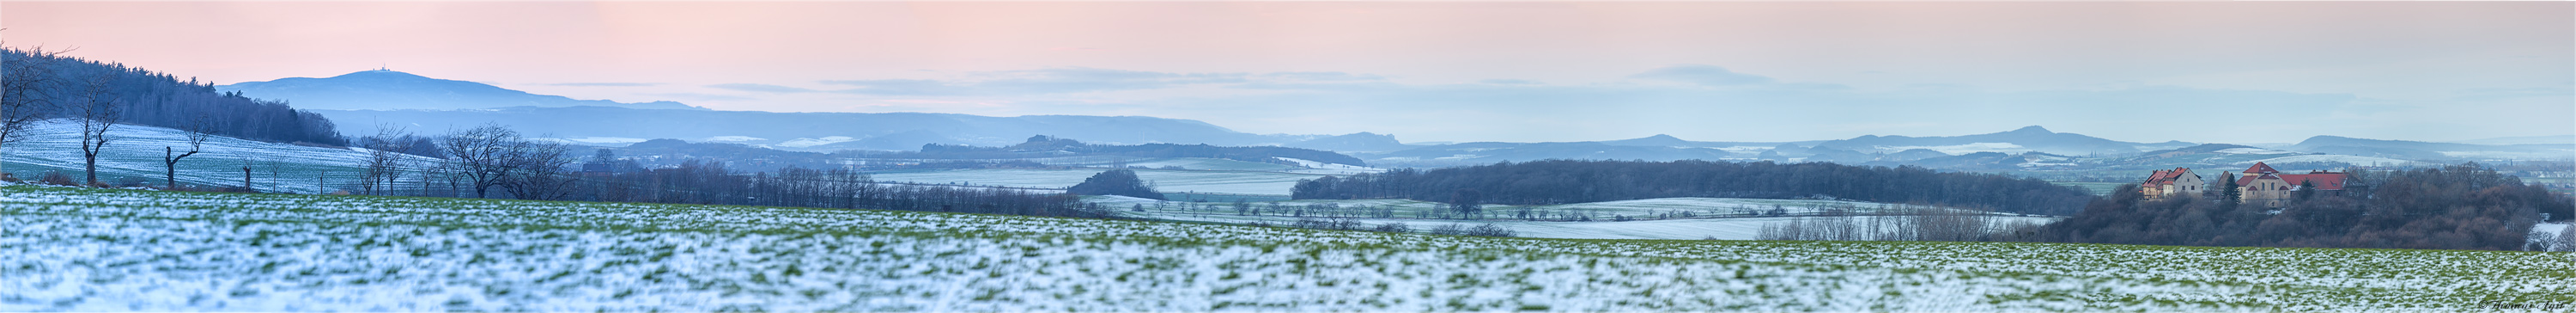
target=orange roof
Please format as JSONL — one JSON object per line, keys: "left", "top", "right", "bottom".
{"left": 2142, "top": 168, "right": 2195, "bottom": 187}
{"left": 2236, "top": 171, "right": 2347, "bottom": 191}
{"left": 2244, "top": 162, "right": 2280, "bottom": 175}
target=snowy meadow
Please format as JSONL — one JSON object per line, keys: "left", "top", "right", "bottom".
{"left": 1, "top": 185, "right": 2569, "bottom": 311}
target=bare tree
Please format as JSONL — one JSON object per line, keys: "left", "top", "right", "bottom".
{"left": 2554, "top": 224, "right": 2574, "bottom": 252}
{"left": 75, "top": 73, "right": 120, "bottom": 187}
{"left": 2, "top": 46, "right": 71, "bottom": 181}
{"left": 358, "top": 126, "right": 418, "bottom": 195}
{"left": 500, "top": 139, "right": 579, "bottom": 200}
{"left": 161, "top": 113, "right": 210, "bottom": 189}
{"left": 441, "top": 124, "right": 521, "bottom": 199}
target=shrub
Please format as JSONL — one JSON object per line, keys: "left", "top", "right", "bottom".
{"left": 1066, "top": 169, "right": 1165, "bottom": 200}
{"left": 1372, "top": 222, "right": 1413, "bottom": 233}
{"left": 38, "top": 171, "right": 74, "bottom": 186}
{"left": 1466, "top": 224, "right": 1517, "bottom": 237}
{"left": 1428, "top": 224, "right": 1467, "bottom": 236}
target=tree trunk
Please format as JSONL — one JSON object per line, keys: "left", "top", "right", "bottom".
{"left": 84, "top": 153, "right": 98, "bottom": 187}
{"left": 166, "top": 147, "right": 177, "bottom": 190}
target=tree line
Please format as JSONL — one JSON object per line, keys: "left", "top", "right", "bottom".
{"left": 1291, "top": 159, "right": 2097, "bottom": 216}
{"left": 2039, "top": 163, "right": 2572, "bottom": 250}
{"left": 1753, "top": 206, "right": 2046, "bottom": 242}
{"left": 337, "top": 125, "right": 1107, "bottom": 218}
{"left": 2, "top": 46, "right": 345, "bottom": 147}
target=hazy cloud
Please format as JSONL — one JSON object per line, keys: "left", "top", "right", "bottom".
{"left": 1078, "top": 70, "right": 2387, "bottom": 143}
{"left": 2450, "top": 87, "right": 2573, "bottom": 101}
{"left": 819, "top": 68, "right": 1387, "bottom": 96}
{"left": 708, "top": 83, "right": 817, "bottom": 93}
{"left": 638, "top": 92, "right": 758, "bottom": 101}
{"left": 545, "top": 83, "right": 660, "bottom": 87}
{"left": 670, "top": 64, "right": 2554, "bottom": 143}
{"left": 1256, "top": 71, "right": 1387, "bottom": 82}
{"left": 819, "top": 79, "right": 973, "bottom": 95}
{"left": 1628, "top": 64, "right": 1776, "bottom": 86}
{"left": 968, "top": 67, "right": 1247, "bottom": 94}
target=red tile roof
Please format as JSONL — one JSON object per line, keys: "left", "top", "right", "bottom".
{"left": 2235, "top": 171, "right": 2347, "bottom": 191}
{"left": 2141, "top": 168, "right": 2193, "bottom": 187}
{"left": 2243, "top": 162, "right": 2280, "bottom": 175}
{"left": 2281, "top": 173, "right": 2348, "bottom": 190}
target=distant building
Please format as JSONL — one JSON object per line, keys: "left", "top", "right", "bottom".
{"left": 2231, "top": 162, "right": 2348, "bottom": 208}
{"left": 2139, "top": 167, "right": 2204, "bottom": 199}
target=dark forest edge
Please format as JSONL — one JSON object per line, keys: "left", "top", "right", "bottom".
{"left": 3, "top": 46, "right": 347, "bottom": 146}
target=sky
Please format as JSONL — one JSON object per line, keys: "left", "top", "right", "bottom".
{"left": 3, "top": 1, "right": 2569, "bottom": 144}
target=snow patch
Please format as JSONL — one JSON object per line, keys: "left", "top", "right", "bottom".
{"left": 1706, "top": 146, "right": 1777, "bottom": 153}
{"left": 696, "top": 136, "right": 768, "bottom": 143}
{"left": 1274, "top": 157, "right": 1386, "bottom": 175}
{"left": 777, "top": 136, "right": 857, "bottom": 148}
{"left": 2215, "top": 148, "right": 2295, "bottom": 155}
{"left": 535, "top": 137, "right": 651, "bottom": 145}
{"left": 1878, "top": 143, "right": 2027, "bottom": 155}
{"left": 2234, "top": 155, "right": 2423, "bottom": 167}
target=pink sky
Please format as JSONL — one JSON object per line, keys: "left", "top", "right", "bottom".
{"left": 5, "top": 2, "right": 2568, "bottom": 143}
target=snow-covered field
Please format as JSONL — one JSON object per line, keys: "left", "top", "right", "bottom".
{"left": 777, "top": 136, "right": 858, "bottom": 148}
{"left": 2539, "top": 223, "right": 2573, "bottom": 241}
{"left": 1112, "top": 157, "right": 1303, "bottom": 172}
{"left": 1089, "top": 196, "right": 2048, "bottom": 241}
{"left": 2235, "top": 155, "right": 2424, "bottom": 167}
{"left": 3, "top": 186, "right": 2566, "bottom": 311}
{"left": 695, "top": 136, "right": 767, "bottom": 144}
{"left": 1876, "top": 142, "right": 2028, "bottom": 155}
{"left": 0, "top": 120, "right": 434, "bottom": 193}
{"left": 866, "top": 168, "right": 1327, "bottom": 194}
{"left": 1272, "top": 157, "right": 1386, "bottom": 175}
{"left": 2214, "top": 148, "right": 2297, "bottom": 155}
{"left": 536, "top": 137, "right": 652, "bottom": 146}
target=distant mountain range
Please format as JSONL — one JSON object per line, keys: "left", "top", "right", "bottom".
{"left": 226, "top": 71, "right": 2569, "bottom": 174}
{"left": 313, "top": 106, "right": 1304, "bottom": 150}
{"left": 2286, "top": 135, "right": 2573, "bottom": 160}
{"left": 1812, "top": 126, "right": 2195, "bottom": 156}
{"left": 1358, "top": 126, "right": 2189, "bottom": 167}
{"left": 218, "top": 70, "right": 705, "bottom": 111}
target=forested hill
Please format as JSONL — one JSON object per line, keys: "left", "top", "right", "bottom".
{"left": 3, "top": 46, "right": 345, "bottom": 145}
{"left": 1291, "top": 159, "right": 2097, "bottom": 216}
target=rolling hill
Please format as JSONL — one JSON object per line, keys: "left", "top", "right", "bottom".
{"left": 217, "top": 70, "right": 704, "bottom": 111}
{"left": 4, "top": 185, "right": 2561, "bottom": 310}
{"left": 0, "top": 120, "right": 431, "bottom": 193}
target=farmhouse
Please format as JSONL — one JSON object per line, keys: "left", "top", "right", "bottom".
{"left": 2230, "top": 162, "right": 2348, "bottom": 208}
{"left": 2137, "top": 168, "right": 2203, "bottom": 199}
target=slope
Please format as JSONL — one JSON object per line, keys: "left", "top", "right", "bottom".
{"left": 1810, "top": 126, "right": 2156, "bottom": 156}
{"left": 217, "top": 70, "right": 703, "bottom": 111}
{"left": 0, "top": 120, "right": 431, "bottom": 193}
{"left": 313, "top": 107, "right": 1290, "bottom": 149}
{"left": 3, "top": 186, "right": 2562, "bottom": 311}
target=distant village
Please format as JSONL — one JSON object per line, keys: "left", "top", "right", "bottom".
{"left": 2137, "top": 162, "right": 2351, "bottom": 208}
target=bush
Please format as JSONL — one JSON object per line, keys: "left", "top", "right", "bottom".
{"left": 38, "top": 171, "right": 75, "bottom": 187}
{"left": 1066, "top": 169, "right": 1165, "bottom": 200}
{"left": 1427, "top": 224, "right": 1467, "bottom": 236}
{"left": 1466, "top": 224, "right": 1517, "bottom": 237}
